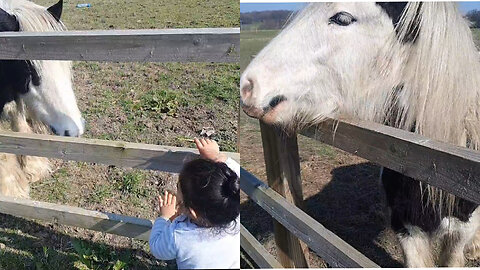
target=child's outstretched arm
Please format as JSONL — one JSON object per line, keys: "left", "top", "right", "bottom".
{"left": 194, "top": 138, "right": 240, "bottom": 177}
{"left": 149, "top": 191, "right": 178, "bottom": 261}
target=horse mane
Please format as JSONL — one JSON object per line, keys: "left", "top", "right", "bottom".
{"left": 377, "top": 2, "right": 480, "bottom": 214}
{"left": 386, "top": 3, "right": 480, "bottom": 149}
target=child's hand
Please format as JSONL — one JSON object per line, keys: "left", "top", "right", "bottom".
{"left": 158, "top": 191, "right": 178, "bottom": 221}
{"left": 194, "top": 138, "right": 227, "bottom": 162}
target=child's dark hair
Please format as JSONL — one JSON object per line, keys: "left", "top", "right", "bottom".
{"left": 179, "top": 159, "right": 239, "bottom": 229}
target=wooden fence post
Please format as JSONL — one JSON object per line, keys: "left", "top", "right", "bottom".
{"left": 260, "top": 121, "right": 309, "bottom": 268}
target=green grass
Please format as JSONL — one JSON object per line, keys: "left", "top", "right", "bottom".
{"left": 88, "top": 185, "right": 113, "bottom": 204}
{"left": 472, "top": 28, "right": 480, "bottom": 49}
{"left": 240, "top": 30, "right": 279, "bottom": 72}
{"left": 75, "top": 61, "right": 239, "bottom": 150}
{"left": 35, "top": 0, "right": 239, "bottom": 30}
{"left": 71, "top": 239, "right": 131, "bottom": 270}
{"left": 115, "top": 171, "right": 148, "bottom": 196}
{"left": 32, "top": 168, "right": 72, "bottom": 204}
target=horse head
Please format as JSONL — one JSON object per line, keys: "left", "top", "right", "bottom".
{"left": 240, "top": 3, "right": 416, "bottom": 131}
{"left": 0, "top": 0, "right": 84, "bottom": 137}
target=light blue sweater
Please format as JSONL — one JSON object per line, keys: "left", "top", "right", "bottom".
{"left": 149, "top": 158, "right": 240, "bottom": 269}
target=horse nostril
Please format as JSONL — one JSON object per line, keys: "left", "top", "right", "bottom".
{"left": 64, "top": 130, "right": 70, "bottom": 137}
{"left": 49, "top": 126, "right": 58, "bottom": 135}
{"left": 268, "top": 95, "right": 287, "bottom": 109}
{"left": 241, "top": 78, "right": 254, "bottom": 98}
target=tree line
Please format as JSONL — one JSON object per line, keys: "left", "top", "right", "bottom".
{"left": 241, "top": 9, "right": 480, "bottom": 30}
{"left": 240, "top": 10, "right": 295, "bottom": 30}
{"left": 467, "top": 9, "right": 480, "bottom": 28}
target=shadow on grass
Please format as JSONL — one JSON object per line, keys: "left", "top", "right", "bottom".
{"left": 241, "top": 162, "right": 403, "bottom": 268}
{"left": 0, "top": 214, "right": 174, "bottom": 270}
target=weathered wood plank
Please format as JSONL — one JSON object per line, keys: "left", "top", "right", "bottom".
{"left": 0, "top": 28, "right": 239, "bottom": 62}
{"left": 259, "top": 122, "right": 309, "bottom": 268}
{"left": 301, "top": 119, "right": 480, "bottom": 204}
{"left": 240, "top": 225, "right": 283, "bottom": 269}
{"left": 240, "top": 168, "right": 380, "bottom": 268}
{"left": 0, "top": 195, "right": 152, "bottom": 241}
{"left": 0, "top": 131, "right": 239, "bottom": 173}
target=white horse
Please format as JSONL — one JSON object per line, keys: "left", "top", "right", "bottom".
{"left": 241, "top": 2, "right": 480, "bottom": 267}
{"left": 0, "top": 0, "right": 84, "bottom": 198}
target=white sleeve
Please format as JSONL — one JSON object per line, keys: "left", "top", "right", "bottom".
{"left": 224, "top": 157, "right": 240, "bottom": 178}
{"left": 149, "top": 217, "right": 177, "bottom": 260}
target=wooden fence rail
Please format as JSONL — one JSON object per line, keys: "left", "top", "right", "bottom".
{"left": 0, "top": 131, "right": 239, "bottom": 173}
{"left": 240, "top": 168, "right": 380, "bottom": 268}
{"left": 0, "top": 195, "right": 152, "bottom": 241}
{"left": 240, "top": 224, "right": 283, "bottom": 269}
{"left": 0, "top": 28, "right": 239, "bottom": 63}
{"left": 242, "top": 117, "right": 480, "bottom": 268}
{"left": 301, "top": 118, "right": 480, "bottom": 204}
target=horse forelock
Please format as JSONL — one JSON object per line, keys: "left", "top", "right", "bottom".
{"left": 7, "top": 0, "right": 66, "bottom": 31}
{"left": 5, "top": 0, "right": 70, "bottom": 71}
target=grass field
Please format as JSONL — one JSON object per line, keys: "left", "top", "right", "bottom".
{"left": 0, "top": 1, "right": 239, "bottom": 270}
{"left": 239, "top": 29, "right": 480, "bottom": 268}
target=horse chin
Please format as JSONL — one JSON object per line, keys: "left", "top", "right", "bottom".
{"left": 242, "top": 105, "right": 264, "bottom": 119}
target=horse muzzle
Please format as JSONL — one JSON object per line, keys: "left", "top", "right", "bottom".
{"left": 49, "top": 117, "right": 85, "bottom": 137}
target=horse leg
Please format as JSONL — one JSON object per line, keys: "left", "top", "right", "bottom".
{"left": 381, "top": 168, "right": 437, "bottom": 267}
{"left": 465, "top": 207, "right": 480, "bottom": 260}
{"left": 465, "top": 229, "right": 480, "bottom": 260}
{"left": 438, "top": 231, "right": 467, "bottom": 267}
{"left": 397, "top": 225, "right": 435, "bottom": 267}
{"left": 0, "top": 157, "right": 30, "bottom": 198}
{"left": 5, "top": 101, "right": 51, "bottom": 183}
{"left": 437, "top": 207, "right": 480, "bottom": 266}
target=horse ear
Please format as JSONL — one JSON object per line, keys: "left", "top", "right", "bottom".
{"left": 47, "top": 0, "right": 63, "bottom": 22}
{"left": 377, "top": 2, "right": 421, "bottom": 43}
{"left": 0, "top": 8, "right": 19, "bottom": 31}
{"left": 376, "top": 2, "right": 408, "bottom": 26}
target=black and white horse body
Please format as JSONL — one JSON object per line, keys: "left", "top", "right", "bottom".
{"left": 241, "top": 2, "right": 480, "bottom": 267}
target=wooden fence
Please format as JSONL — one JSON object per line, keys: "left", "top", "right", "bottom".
{"left": 240, "top": 118, "right": 480, "bottom": 268}
{"left": 0, "top": 27, "right": 239, "bottom": 250}
{"left": 0, "top": 28, "right": 239, "bottom": 62}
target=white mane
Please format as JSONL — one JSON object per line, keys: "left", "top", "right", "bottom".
{"left": 378, "top": 3, "right": 480, "bottom": 150}
{"left": 350, "top": 2, "right": 480, "bottom": 214}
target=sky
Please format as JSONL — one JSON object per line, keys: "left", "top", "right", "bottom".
{"left": 240, "top": 2, "right": 480, "bottom": 14}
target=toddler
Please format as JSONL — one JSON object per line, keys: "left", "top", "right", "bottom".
{"left": 149, "top": 138, "right": 240, "bottom": 269}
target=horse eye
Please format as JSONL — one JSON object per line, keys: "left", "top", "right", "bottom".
{"left": 329, "top": 12, "right": 357, "bottom": 26}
